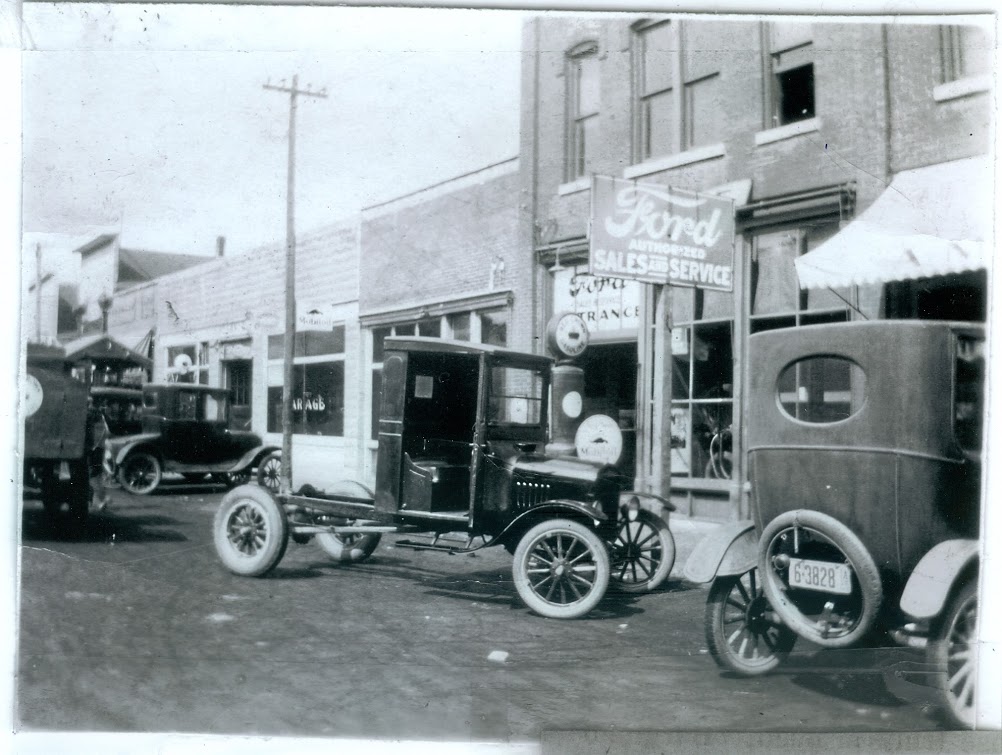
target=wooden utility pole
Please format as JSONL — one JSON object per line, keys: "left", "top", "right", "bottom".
{"left": 263, "top": 75, "right": 327, "bottom": 494}
{"left": 35, "top": 243, "right": 42, "bottom": 341}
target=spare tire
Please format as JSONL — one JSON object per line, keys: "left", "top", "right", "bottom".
{"left": 758, "top": 509, "right": 883, "bottom": 648}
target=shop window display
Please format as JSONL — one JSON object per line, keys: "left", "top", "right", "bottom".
{"left": 267, "top": 325, "right": 346, "bottom": 437}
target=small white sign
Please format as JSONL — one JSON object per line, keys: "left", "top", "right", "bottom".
{"left": 575, "top": 414, "right": 623, "bottom": 465}
{"left": 25, "top": 375, "right": 43, "bottom": 417}
{"left": 561, "top": 390, "right": 583, "bottom": 419}
{"left": 297, "top": 303, "right": 336, "bottom": 331}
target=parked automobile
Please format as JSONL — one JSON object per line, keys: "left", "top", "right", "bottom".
{"left": 110, "top": 383, "right": 280, "bottom": 496}
{"left": 90, "top": 385, "right": 143, "bottom": 437}
{"left": 23, "top": 342, "right": 92, "bottom": 524}
{"left": 685, "top": 320, "right": 983, "bottom": 728}
{"left": 212, "top": 337, "right": 676, "bottom": 619}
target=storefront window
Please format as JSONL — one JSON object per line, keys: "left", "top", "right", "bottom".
{"left": 750, "top": 222, "right": 851, "bottom": 332}
{"left": 267, "top": 325, "right": 346, "bottom": 437}
{"left": 166, "top": 343, "right": 209, "bottom": 384}
{"left": 268, "top": 363, "right": 345, "bottom": 436}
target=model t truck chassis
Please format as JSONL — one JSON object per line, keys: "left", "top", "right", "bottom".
{"left": 23, "top": 343, "right": 92, "bottom": 525}
{"left": 213, "top": 337, "right": 676, "bottom": 619}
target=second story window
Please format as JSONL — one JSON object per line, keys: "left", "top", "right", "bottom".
{"left": 633, "top": 19, "right": 723, "bottom": 163}
{"left": 941, "top": 24, "right": 991, "bottom": 83}
{"left": 566, "top": 42, "right": 600, "bottom": 181}
{"left": 766, "top": 22, "right": 815, "bottom": 128}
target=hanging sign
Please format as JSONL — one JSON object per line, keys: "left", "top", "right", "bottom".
{"left": 589, "top": 175, "right": 736, "bottom": 291}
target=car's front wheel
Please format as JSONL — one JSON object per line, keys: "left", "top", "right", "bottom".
{"left": 256, "top": 452, "right": 282, "bottom": 493}
{"left": 119, "top": 452, "right": 162, "bottom": 495}
{"left": 213, "top": 485, "right": 289, "bottom": 577}
{"left": 513, "top": 518, "right": 610, "bottom": 619}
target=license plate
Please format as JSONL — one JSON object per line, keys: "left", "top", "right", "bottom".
{"left": 788, "top": 558, "right": 852, "bottom": 595}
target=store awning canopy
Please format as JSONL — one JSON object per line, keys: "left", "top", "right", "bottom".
{"left": 62, "top": 333, "right": 153, "bottom": 370}
{"left": 795, "top": 157, "right": 993, "bottom": 290}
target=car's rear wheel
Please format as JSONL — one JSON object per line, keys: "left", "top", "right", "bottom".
{"left": 610, "top": 509, "right": 675, "bottom": 592}
{"left": 213, "top": 485, "right": 289, "bottom": 577}
{"left": 930, "top": 580, "right": 978, "bottom": 729}
{"left": 758, "top": 509, "right": 882, "bottom": 648}
{"left": 256, "top": 452, "right": 282, "bottom": 493}
{"left": 312, "top": 480, "right": 381, "bottom": 562}
{"left": 705, "top": 568, "right": 796, "bottom": 676}
{"left": 119, "top": 452, "right": 162, "bottom": 495}
{"left": 513, "top": 518, "right": 610, "bottom": 619}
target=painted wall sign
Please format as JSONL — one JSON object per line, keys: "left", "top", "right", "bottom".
{"left": 552, "top": 268, "right": 641, "bottom": 335}
{"left": 296, "top": 302, "right": 336, "bottom": 331}
{"left": 590, "top": 175, "right": 736, "bottom": 291}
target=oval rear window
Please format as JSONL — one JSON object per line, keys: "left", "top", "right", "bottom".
{"left": 777, "top": 356, "right": 866, "bottom": 424}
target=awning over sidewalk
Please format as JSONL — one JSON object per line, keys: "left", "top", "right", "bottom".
{"left": 62, "top": 333, "right": 153, "bottom": 370}
{"left": 794, "top": 157, "right": 993, "bottom": 289}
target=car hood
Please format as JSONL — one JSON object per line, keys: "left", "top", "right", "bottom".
{"left": 511, "top": 454, "right": 606, "bottom": 482}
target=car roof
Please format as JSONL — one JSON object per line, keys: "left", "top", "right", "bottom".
{"left": 384, "top": 336, "right": 553, "bottom": 366}
{"left": 91, "top": 386, "right": 143, "bottom": 398}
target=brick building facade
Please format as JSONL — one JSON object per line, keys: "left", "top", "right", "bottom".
{"left": 517, "top": 15, "right": 993, "bottom": 519}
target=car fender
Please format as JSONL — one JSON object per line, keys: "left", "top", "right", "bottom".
{"left": 230, "top": 446, "right": 281, "bottom": 471}
{"left": 900, "top": 539, "right": 979, "bottom": 620}
{"left": 494, "top": 499, "right": 609, "bottom": 545}
{"left": 683, "top": 520, "right": 756, "bottom": 584}
{"left": 112, "top": 434, "right": 162, "bottom": 466}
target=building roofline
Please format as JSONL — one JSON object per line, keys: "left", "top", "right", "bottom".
{"left": 362, "top": 156, "right": 519, "bottom": 218}
{"left": 73, "top": 233, "right": 119, "bottom": 257}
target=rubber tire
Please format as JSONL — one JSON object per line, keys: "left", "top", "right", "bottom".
{"left": 256, "top": 452, "right": 282, "bottom": 493}
{"left": 611, "top": 509, "right": 676, "bottom": 593}
{"left": 213, "top": 484, "right": 289, "bottom": 577}
{"left": 758, "top": 509, "right": 883, "bottom": 648}
{"left": 929, "top": 580, "right": 978, "bottom": 729}
{"left": 314, "top": 479, "right": 381, "bottom": 563}
{"left": 119, "top": 452, "right": 162, "bottom": 495}
{"left": 512, "top": 518, "right": 610, "bottom": 619}
{"left": 705, "top": 568, "right": 796, "bottom": 676}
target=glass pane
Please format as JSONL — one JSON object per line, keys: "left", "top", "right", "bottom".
{"left": 448, "top": 312, "right": 470, "bottom": 340}
{"left": 418, "top": 319, "right": 441, "bottom": 337}
{"left": 372, "top": 327, "right": 390, "bottom": 362}
{"left": 488, "top": 366, "right": 545, "bottom": 425}
{"left": 395, "top": 323, "right": 416, "bottom": 337}
{"left": 204, "top": 393, "right": 227, "bottom": 423}
{"left": 643, "top": 91, "right": 674, "bottom": 158}
{"left": 301, "top": 362, "right": 344, "bottom": 436}
{"left": 692, "top": 322, "right": 733, "bottom": 400}
{"left": 778, "top": 356, "right": 866, "bottom": 424}
{"left": 304, "top": 327, "right": 344, "bottom": 356}
{"left": 691, "top": 402, "right": 733, "bottom": 479}
{"left": 777, "top": 64, "right": 815, "bottom": 125}
{"left": 955, "top": 335, "right": 985, "bottom": 454}
{"left": 685, "top": 74, "right": 721, "bottom": 149}
{"left": 370, "top": 369, "right": 382, "bottom": 441}
{"left": 177, "top": 391, "right": 198, "bottom": 420}
{"left": 669, "top": 405, "right": 691, "bottom": 476}
{"left": 670, "top": 287, "right": 694, "bottom": 323}
{"left": 577, "top": 115, "right": 599, "bottom": 176}
{"left": 481, "top": 309, "right": 508, "bottom": 347}
{"left": 576, "top": 52, "right": 600, "bottom": 116}
{"left": 641, "top": 21, "right": 675, "bottom": 95}
{"left": 752, "top": 231, "right": 800, "bottom": 315}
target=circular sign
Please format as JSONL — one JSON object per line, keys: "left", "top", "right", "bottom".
{"left": 173, "top": 353, "right": 193, "bottom": 375}
{"left": 546, "top": 312, "right": 589, "bottom": 359}
{"left": 24, "top": 375, "right": 43, "bottom": 417}
{"left": 575, "top": 414, "right": 623, "bottom": 466}
{"left": 561, "top": 390, "right": 582, "bottom": 419}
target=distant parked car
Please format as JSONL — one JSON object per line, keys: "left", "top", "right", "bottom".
{"left": 109, "top": 384, "right": 279, "bottom": 496}
{"left": 90, "top": 385, "right": 144, "bottom": 437}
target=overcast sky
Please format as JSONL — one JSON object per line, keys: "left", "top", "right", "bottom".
{"left": 21, "top": 3, "right": 525, "bottom": 257}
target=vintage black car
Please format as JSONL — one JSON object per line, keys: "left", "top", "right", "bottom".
{"left": 685, "top": 320, "right": 983, "bottom": 728}
{"left": 90, "top": 385, "right": 144, "bottom": 437}
{"left": 212, "top": 337, "right": 676, "bottom": 619}
{"left": 110, "top": 384, "right": 279, "bottom": 496}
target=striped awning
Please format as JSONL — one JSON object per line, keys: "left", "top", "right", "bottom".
{"left": 795, "top": 157, "right": 992, "bottom": 289}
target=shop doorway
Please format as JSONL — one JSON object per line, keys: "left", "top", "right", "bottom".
{"left": 579, "top": 342, "right": 638, "bottom": 476}
{"left": 224, "top": 359, "right": 253, "bottom": 431}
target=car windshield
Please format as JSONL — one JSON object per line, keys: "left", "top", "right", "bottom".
{"left": 488, "top": 364, "right": 545, "bottom": 426}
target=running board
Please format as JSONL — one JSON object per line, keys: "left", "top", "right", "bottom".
{"left": 394, "top": 539, "right": 468, "bottom": 554}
